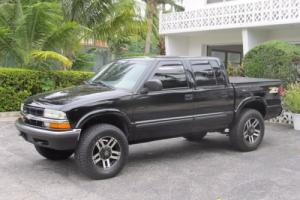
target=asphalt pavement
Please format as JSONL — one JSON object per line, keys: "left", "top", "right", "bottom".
{"left": 0, "top": 121, "right": 300, "bottom": 200}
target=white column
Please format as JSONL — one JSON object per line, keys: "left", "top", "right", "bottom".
{"left": 165, "top": 36, "right": 189, "bottom": 56}
{"left": 242, "top": 29, "right": 268, "bottom": 55}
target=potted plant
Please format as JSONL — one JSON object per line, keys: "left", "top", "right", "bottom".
{"left": 285, "top": 82, "right": 300, "bottom": 130}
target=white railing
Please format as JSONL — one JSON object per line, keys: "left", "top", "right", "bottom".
{"left": 160, "top": 0, "right": 300, "bottom": 34}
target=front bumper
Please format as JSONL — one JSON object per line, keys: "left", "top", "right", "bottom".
{"left": 15, "top": 118, "right": 81, "bottom": 150}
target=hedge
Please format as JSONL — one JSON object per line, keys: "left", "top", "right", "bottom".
{"left": 0, "top": 68, "right": 95, "bottom": 112}
{"left": 243, "top": 40, "right": 300, "bottom": 86}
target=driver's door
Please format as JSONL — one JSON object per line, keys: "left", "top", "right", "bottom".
{"left": 131, "top": 61, "right": 195, "bottom": 142}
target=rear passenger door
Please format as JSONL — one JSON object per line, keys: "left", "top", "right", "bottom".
{"left": 190, "top": 60, "right": 234, "bottom": 131}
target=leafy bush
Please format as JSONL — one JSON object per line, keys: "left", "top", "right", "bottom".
{"left": 243, "top": 40, "right": 300, "bottom": 86}
{"left": 0, "top": 68, "right": 94, "bottom": 112}
{"left": 0, "top": 87, "right": 31, "bottom": 112}
{"left": 227, "top": 64, "right": 245, "bottom": 77}
{"left": 285, "top": 82, "right": 300, "bottom": 113}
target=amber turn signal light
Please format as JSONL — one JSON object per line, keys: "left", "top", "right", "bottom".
{"left": 49, "top": 121, "right": 71, "bottom": 130}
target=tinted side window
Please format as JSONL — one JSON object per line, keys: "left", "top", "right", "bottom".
{"left": 210, "top": 60, "right": 226, "bottom": 85}
{"left": 153, "top": 63, "right": 188, "bottom": 89}
{"left": 190, "top": 61, "right": 216, "bottom": 86}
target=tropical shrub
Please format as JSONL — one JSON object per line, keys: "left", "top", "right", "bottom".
{"left": 285, "top": 82, "right": 300, "bottom": 114}
{"left": 0, "top": 87, "right": 31, "bottom": 112}
{"left": 0, "top": 1, "right": 83, "bottom": 69}
{"left": 243, "top": 40, "right": 300, "bottom": 86}
{"left": 0, "top": 68, "right": 94, "bottom": 112}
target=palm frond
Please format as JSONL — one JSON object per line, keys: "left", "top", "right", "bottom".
{"left": 31, "top": 50, "right": 73, "bottom": 69}
{"left": 0, "top": 27, "right": 25, "bottom": 64}
{"left": 93, "top": 0, "right": 145, "bottom": 40}
{"left": 62, "top": 0, "right": 113, "bottom": 26}
{"left": 17, "top": 2, "right": 62, "bottom": 51}
{"left": 42, "top": 21, "right": 87, "bottom": 51}
{"left": 0, "top": 2, "right": 22, "bottom": 30}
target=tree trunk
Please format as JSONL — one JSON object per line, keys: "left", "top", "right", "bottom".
{"left": 144, "top": 0, "right": 156, "bottom": 54}
{"left": 158, "top": 36, "right": 165, "bottom": 55}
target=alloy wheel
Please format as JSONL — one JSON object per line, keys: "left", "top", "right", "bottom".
{"left": 92, "top": 136, "right": 121, "bottom": 169}
{"left": 243, "top": 118, "right": 261, "bottom": 144}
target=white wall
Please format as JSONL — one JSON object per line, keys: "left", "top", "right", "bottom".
{"left": 165, "top": 26, "right": 300, "bottom": 56}
{"left": 183, "top": 0, "right": 242, "bottom": 10}
{"left": 188, "top": 38, "right": 207, "bottom": 56}
{"left": 165, "top": 36, "right": 189, "bottom": 56}
{"left": 183, "top": 0, "right": 206, "bottom": 10}
{"left": 165, "top": 29, "right": 242, "bottom": 56}
{"left": 268, "top": 28, "right": 300, "bottom": 43}
{"left": 242, "top": 29, "right": 268, "bottom": 55}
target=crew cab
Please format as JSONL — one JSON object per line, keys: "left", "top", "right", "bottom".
{"left": 15, "top": 56, "right": 283, "bottom": 179}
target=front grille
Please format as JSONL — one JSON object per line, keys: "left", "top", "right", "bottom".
{"left": 23, "top": 105, "right": 45, "bottom": 128}
{"left": 23, "top": 106, "right": 44, "bottom": 117}
{"left": 24, "top": 119, "right": 44, "bottom": 128}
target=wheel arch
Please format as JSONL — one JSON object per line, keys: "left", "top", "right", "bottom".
{"left": 76, "top": 109, "right": 132, "bottom": 137}
{"left": 235, "top": 97, "right": 267, "bottom": 119}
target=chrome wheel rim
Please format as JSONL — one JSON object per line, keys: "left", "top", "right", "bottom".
{"left": 243, "top": 118, "right": 261, "bottom": 144}
{"left": 92, "top": 136, "right": 121, "bottom": 169}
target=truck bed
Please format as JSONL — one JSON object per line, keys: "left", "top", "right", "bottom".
{"left": 229, "top": 76, "right": 281, "bottom": 86}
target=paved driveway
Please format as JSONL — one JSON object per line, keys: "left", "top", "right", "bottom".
{"left": 0, "top": 120, "right": 300, "bottom": 200}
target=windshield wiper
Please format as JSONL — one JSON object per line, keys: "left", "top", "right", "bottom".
{"left": 90, "top": 80, "right": 113, "bottom": 89}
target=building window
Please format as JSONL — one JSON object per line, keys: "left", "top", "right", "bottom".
{"left": 228, "top": 52, "right": 241, "bottom": 67}
{"left": 207, "top": 45, "right": 243, "bottom": 68}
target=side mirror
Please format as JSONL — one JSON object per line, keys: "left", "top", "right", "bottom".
{"left": 142, "top": 79, "right": 163, "bottom": 93}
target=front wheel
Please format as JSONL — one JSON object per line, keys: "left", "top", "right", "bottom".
{"left": 75, "top": 124, "right": 129, "bottom": 180}
{"left": 229, "top": 109, "right": 265, "bottom": 152}
{"left": 35, "top": 146, "right": 74, "bottom": 160}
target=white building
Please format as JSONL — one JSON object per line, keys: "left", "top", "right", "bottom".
{"left": 160, "top": 0, "right": 300, "bottom": 67}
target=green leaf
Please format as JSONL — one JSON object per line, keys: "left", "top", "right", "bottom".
{"left": 31, "top": 50, "right": 73, "bottom": 69}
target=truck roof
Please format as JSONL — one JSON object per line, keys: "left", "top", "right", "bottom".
{"left": 120, "top": 56, "right": 221, "bottom": 62}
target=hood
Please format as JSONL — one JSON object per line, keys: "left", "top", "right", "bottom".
{"left": 25, "top": 84, "right": 131, "bottom": 110}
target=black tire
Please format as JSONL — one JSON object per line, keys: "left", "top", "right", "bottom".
{"left": 35, "top": 146, "right": 73, "bottom": 160}
{"left": 75, "top": 124, "right": 129, "bottom": 180}
{"left": 229, "top": 109, "right": 265, "bottom": 152}
{"left": 184, "top": 132, "right": 207, "bottom": 141}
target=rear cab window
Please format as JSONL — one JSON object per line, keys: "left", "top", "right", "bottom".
{"left": 210, "top": 60, "right": 227, "bottom": 85}
{"left": 190, "top": 60, "right": 216, "bottom": 87}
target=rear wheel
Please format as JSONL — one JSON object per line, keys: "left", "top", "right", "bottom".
{"left": 184, "top": 132, "right": 207, "bottom": 141}
{"left": 229, "top": 109, "right": 265, "bottom": 152}
{"left": 75, "top": 124, "right": 128, "bottom": 180}
{"left": 34, "top": 146, "right": 73, "bottom": 160}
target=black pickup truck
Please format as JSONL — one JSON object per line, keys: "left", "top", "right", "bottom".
{"left": 16, "top": 56, "right": 283, "bottom": 179}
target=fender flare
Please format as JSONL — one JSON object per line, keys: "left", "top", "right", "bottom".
{"left": 235, "top": 96, "right": 267, "bottom": 117}
{"left": 75, "top": 109, "right": 132, "bottom": 131}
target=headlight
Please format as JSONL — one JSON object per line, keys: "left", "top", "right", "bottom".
{"left": 44, "top": 109, "right": 67, "bottom": 120}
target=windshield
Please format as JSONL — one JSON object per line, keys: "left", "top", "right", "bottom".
{"left": 89, "top": 60, "right": 150, "bottom": 90}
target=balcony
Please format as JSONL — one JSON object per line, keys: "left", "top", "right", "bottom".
{"left": 160, "top": 0, "right": 300, "bottom": 34}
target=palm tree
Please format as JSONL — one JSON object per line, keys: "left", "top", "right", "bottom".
{"left": 0, "top": 0, "right": 83, "bottom": 69}
{"left": 62, "top": 0, "right": 145, "bottom": 57}
{"left": 143, "top": 0, "right": 184, "bottom": 54}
